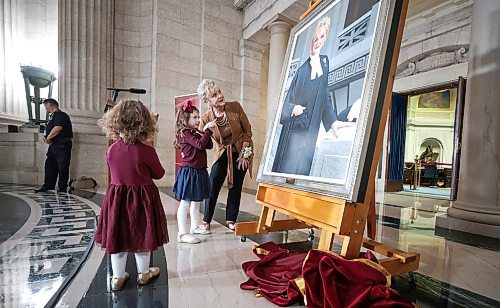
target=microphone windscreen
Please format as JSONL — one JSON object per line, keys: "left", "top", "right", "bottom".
{"left": 130, "top": 88, "right": 146, "bottom": 94}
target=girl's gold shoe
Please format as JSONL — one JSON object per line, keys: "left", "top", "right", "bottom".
{"left": 111, "top": 272, "right": 129, "bottom": 291}
{"left": 137, "top": 267, "right": 160, "bottom": 285}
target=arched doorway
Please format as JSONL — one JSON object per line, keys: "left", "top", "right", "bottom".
{"left": 386, "top": 80, "right": 467, "bottom": 200}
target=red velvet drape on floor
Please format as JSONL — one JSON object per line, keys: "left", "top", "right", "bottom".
{"left": 241, "top": 242, "right": 415, "bottom": 307}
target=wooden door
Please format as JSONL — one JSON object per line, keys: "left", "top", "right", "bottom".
{"left": 450, "top": 76, "right": 467, "bottom": 200}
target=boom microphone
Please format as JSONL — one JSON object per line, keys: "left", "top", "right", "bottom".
{"left": 106, "top": 87, "right": 147, "bottom": 94}
{"left": 104, "top": 87, "right": 147, "bottom": 112}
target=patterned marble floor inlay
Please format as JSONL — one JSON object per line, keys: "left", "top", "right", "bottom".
{"left": 2, "top": 184, "right": 500, "bottom": 307}
{"left": 0, "top": 184, "right": 98, "bottom": 307}
{"left": 0, "top": 192, "right": 30, "bottom": 245}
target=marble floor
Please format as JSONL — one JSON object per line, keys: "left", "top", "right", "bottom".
{"left": 1, "top": 183, "right": 500, "bottom": 308}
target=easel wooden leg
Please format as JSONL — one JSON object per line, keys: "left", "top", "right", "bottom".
{"left": 318, "top": 230, "right": 334, "bottom": 251}
{"left": 340, "top": 234, "right": 364, "bottom": 259}
{"left": 234, "top": 200, "right": 311, "bottom": 236}
{"left": 257, "top": 206, "right": 270, "bottom": 234}
{"left": 367, "top": 196, "right": 376, "bottom": 239}
{"left": 341, "top": 203, "right": 368, "bottom": 258}
{"left": 366, "top": 179, "right": 376, "bottom": 239}
{"left": 265, "top": 209, "right": 276, "bottom": 227}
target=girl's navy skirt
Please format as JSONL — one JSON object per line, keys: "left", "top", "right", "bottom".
{"left": 173, "top": 166, "right": 211, "bottom": 202}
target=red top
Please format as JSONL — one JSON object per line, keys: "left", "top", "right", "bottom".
{"left": 176, "top": 129, "right": 213, "bottom": 169}
{"left": 108, "top": 139, "right": 165, "bottom": 185}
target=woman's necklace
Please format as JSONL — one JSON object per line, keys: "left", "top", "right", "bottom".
{"left": 214, "top": 109, "right": 228, "bottom": 127}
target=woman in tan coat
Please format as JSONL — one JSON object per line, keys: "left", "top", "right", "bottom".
{"left": 197, "top": 79, "right": 254, "bottom": 231}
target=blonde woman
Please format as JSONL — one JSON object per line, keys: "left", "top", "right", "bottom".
{"left": 197, "top": 79, "right": 254, "bottom": 231}
{"left": 95, "top": 100, "right": 169, "bottom": 291}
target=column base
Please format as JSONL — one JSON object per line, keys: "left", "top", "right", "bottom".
{"left": 70, "top": 115, "right": 103, "bottom": 135}
{"left": 0, "top": 132, "right": 46, "bottom": 185}
{"left": 435, "top": 214, "right": 500, "bottom": 240}
{"left": 447, "top": 204, "right": 500, "bottom": 225}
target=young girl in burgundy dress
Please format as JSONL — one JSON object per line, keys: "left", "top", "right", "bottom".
{"left": 173, "top": 99, "right": 216, "bottom": 244}
{"left": 95, "top": 99, "right": 169, "bottom": 291}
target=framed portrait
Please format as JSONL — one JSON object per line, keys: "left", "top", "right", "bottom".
{"left": 257, "top": 0, "right": 406, "bottom": 202}
{"left": 416, "top": 90, "right": 452, "bottom": 109}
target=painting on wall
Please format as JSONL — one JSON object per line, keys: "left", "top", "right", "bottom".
{"left": 257, "top": 0, "right": 405, "bottom": 202}
{"left": 417, "top": 90, "right": 451, "bottom": 109}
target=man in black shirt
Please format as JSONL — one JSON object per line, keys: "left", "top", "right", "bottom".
{"left": 34, "top": 98, "right": 74, "bottom": 193}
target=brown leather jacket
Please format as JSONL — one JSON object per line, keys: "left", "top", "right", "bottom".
{"left": 199, "top": 101, "right": 253, "bottom": 187}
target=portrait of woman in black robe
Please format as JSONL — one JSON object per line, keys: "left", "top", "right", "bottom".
{"left": 272, "top": 16, "right": 337, "bottom": 176}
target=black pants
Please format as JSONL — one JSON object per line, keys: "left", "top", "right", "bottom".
{"left": 44, "top": 139, "right": 72, "bottom": 190}
{"left": 204, "top": 151, "right": 247, "bottom": 223}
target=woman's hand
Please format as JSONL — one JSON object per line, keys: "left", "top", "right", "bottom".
{"left": 291, "top": 105, "right": 306, "bottom": 117}
{"left": 203, "top": 120, "right": 217, "bottom": 131}
{"left": 331, "top": 121, "right": 356, "bottom": 138}
{"left": 237, "top": 157, "right": 249, "bottom": 170}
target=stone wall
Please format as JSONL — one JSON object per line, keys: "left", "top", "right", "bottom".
{"left": 0, "top": 132, "right": 107, "bottom": 188}
{"left": 0, "top": 132, "right": 46, "bottom": 185}
{"left": 70, "top": 133, "right": 108, "bottom": 188}
{"left": 113, "top": 0, "right": 154, "bottom": 107}
{"left": 395, "top": 1, "right": 472, "bottom": 83}
{"left": 152, "top": 0, "right": 268, "bottom": 188}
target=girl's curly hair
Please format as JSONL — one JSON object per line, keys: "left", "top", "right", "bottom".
{"left": 98, "top": 99, "right": 157, "bottom": 144}
{"left": 173, "top": 104, "right": 200, "bottom": 149}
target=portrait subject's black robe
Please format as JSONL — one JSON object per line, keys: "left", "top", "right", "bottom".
{"left": 272, "top": 55, "right": 337, "bottom": 175}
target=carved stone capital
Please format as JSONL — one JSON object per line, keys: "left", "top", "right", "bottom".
{"left": 268, "top": 21, "right": 293, "bottom": 35}
{"left": 263, "top": 14, "right": 295, "bottom": 35}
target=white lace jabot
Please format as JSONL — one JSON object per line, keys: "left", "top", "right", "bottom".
{"left": 309, "top": 55, "right": 323, "bottom": 80}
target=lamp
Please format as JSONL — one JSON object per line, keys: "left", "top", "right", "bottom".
{"left": 20, "top": 65, "right": 56, "bottom": 126}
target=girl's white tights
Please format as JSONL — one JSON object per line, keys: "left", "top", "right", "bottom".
{"left": 111, "top": 252, "right": 151, "bottom": 277}
{"left": 177, "top": 200, "right": 202, "bottom": 235}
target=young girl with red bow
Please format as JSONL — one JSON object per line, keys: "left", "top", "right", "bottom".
{"left": 173, "top": 100, "right": 216, "bottom": 244}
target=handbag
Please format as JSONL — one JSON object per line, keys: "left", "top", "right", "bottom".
{"left": 69, "top": 176, "right": 98, "bottom": 189}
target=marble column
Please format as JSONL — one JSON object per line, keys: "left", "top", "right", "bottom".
{"left": 56, "top": 0, "right": 114, "bottom": 186}
{"left": 1, "top": 0, "right": 27, "bottom": 125}
{"left": 437, "top": 0, "right": 500, "bottom": 237}
{"left": 58, "top": 0, "right": 114, "bottom": 134}
{"left": 264, "top": 16, "right": 293, "bottom": 134}
{"left": 1, "top": 0, "right": 58, "bottom": 126}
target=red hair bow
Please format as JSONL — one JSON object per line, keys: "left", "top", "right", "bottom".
{"left": 182, "top": 99, "right": 195, "bottom": 113}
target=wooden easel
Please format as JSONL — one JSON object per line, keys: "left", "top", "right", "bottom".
{"left": 235, "top": 0, "right": 419, "bottom": 276}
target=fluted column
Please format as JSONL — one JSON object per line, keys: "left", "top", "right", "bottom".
{"left": 439, "top": 0, "right": 500, "bottom": 236}
{"left": 264, "top": 16, "right": 293, "bottom": 133}
{"left": 0, "top": 0, "right": 27, "bottom": 125}
{"left": 58, "top": 0, "right": 114, "bottom": 133}
{"left": 0, "top": 0, "right": 20, "bottom": 119}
